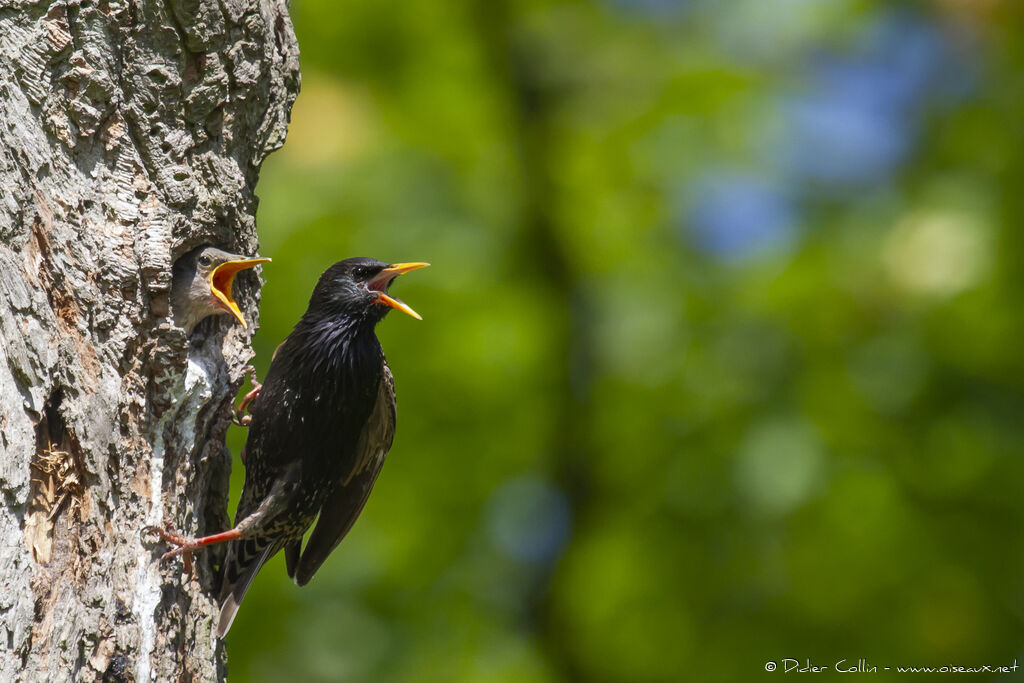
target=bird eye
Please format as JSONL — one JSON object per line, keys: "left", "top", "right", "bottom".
{"left": 354, "top": 266, "right": 368, "bottom": 278}
{"left": 198, "top": 255, "right": 213, "bottom": 267}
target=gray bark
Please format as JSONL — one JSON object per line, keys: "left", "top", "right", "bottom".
{"left": 0, "top": 1, "right": 298, "bottom": 680}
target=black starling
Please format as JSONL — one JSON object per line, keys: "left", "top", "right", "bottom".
{"left": 171, "top": 246, "right": 271, "bottom": 334}
{"left": 149, "top": 257, "right": 428, "bottom": 637}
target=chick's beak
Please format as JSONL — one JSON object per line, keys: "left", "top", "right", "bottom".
{"left": 209, "top": 257, "right": 272, "bottom": 328}
{"left": 369, "top": 262, "right": 429, "bottom": 320}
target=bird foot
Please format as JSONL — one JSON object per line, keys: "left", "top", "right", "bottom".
{"left": 232, "top": 365, "right": 263, "bottom": 427}
{"left": 143, "top": 523, "right": 196, "bottom": 572}
{"left": 144, "top": 523, "right": 243, "bottom": 568}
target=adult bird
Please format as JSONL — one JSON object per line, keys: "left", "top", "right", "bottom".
{"left": 148, "top": 257, "right": 428, "bottom": 637}
{"left": 171, "top": 245, "right": 271, "bottom": 334}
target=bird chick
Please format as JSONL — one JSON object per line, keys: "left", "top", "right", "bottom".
{"left": 149, "top": 257, "right": 429, "bottom": 637}
{"left": 171, "top": 246, "right": 271, "bottom": 334}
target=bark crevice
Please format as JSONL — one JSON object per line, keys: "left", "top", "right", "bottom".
{"left": 0, "top": 0, "right": 299, "bottom": 679}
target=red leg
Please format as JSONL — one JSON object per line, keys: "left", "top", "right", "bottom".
{"left": 144, "top": 524, "right": 243, "bottom": 562}
{"left": 233, "top": 365, "right": 263, "bottom": 426}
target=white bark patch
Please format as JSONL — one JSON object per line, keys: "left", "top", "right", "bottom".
{"left": 0, "top": 0, "right": 298, "bottom": 679}
{"left": 133, "top": 354, "right": 216, "bottom": 681}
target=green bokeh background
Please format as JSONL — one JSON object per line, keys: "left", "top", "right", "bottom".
{"left": 224, "top": 1, "right": 1024, "bottom": 680}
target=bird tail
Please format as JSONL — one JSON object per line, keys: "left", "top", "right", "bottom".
{"left": 216, "top": 537, "right": 274, "bottom": 638}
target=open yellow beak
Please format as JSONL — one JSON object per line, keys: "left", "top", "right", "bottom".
{"left": 209, "top": 257, "right": 271, "bottom": 328}
{"left": 379, "top": 262, "right": 430, "bottom": 277}
{"left": 376, "top": 292, "right": 423, "bottom": 320}
{"left": 371, "top": 262, "right": 429, "bottom": 320}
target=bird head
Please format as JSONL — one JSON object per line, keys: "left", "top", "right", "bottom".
{"left": 171, "top": 246, "right": 271, "bottom": 333}
{"left": 310, "top": 257, "right": 429, "bottom": 323}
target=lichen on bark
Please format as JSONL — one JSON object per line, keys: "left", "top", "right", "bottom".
{"left": 0, "top": 0, "right": 299, "bottom": 679}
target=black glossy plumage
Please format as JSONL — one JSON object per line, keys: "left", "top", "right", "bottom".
{"left": 216, "top": 257, "right": 409, "bottom": 637}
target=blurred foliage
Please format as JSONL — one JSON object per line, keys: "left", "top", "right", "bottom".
{"left": 224, "top": 0, "right": 1024, "bottom": 680}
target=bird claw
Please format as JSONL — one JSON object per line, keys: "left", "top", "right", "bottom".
{"left": 232, "top": 365, "right": 263, "bottom": 427}
{"left": 143, "top": 523, "right": 195, "bottom": 572}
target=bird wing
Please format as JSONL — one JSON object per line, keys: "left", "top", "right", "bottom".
{"left": 292, "top": 364, "right": 396, "bottom": 586}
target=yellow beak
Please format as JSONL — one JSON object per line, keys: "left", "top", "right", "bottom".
{"left": 379, "top": 262, "right": 430, "bottom": 277}
{"left": 209, "top": 257, "right": 272, "bottom": 328}
{"left": 371, "top": 262, "right": 429, "bottom": 320}
{"left": 375, "top": 292, "right": 423, "bottom": 320}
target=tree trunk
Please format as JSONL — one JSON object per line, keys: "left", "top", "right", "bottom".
{"left": 0, "top": 1, "right": 298, "bottom": 680}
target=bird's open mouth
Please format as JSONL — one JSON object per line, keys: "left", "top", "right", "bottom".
{"left": 209, "top": 257, "right": 272, "bottom": 328}
{"left": 367, "top": 262, "right": 430, "bottom": 320}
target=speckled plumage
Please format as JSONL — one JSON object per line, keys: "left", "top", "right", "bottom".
{"left": 215, "top": 258, "right": 416, "bottom": 637}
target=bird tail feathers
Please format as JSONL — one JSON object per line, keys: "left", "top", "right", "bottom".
{"left": 215, "top": 539, "right": 274, "bottom": 639}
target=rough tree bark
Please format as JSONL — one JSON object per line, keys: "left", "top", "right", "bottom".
{"left": 0, "top": 1, "right": 298, "bottom": 680}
